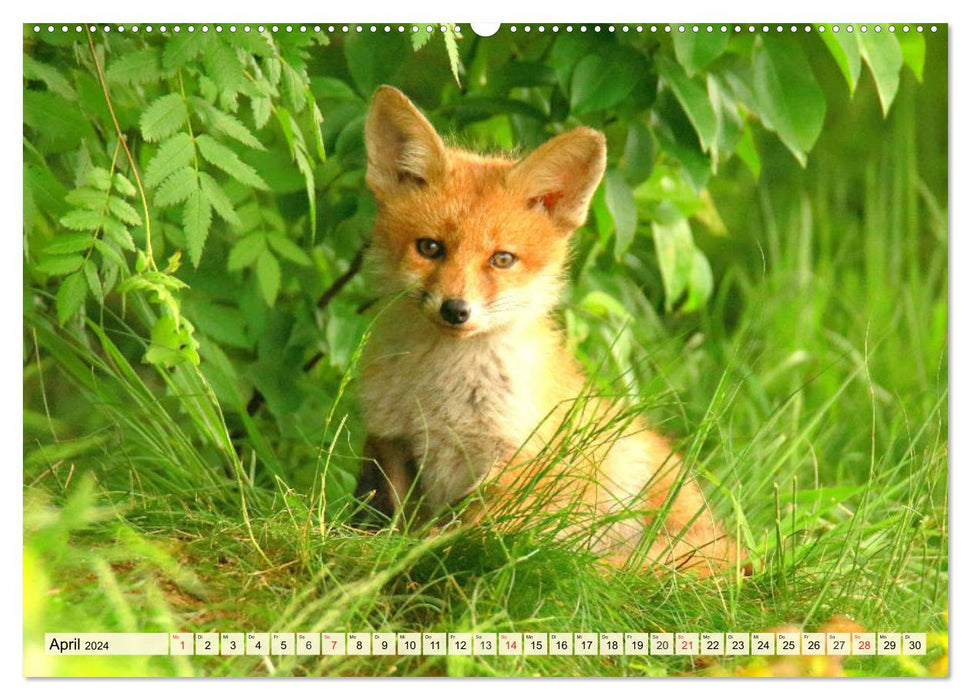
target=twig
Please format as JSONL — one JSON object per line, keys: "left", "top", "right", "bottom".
{"left": 317, "top": 245, "right": 366, "bottom": 309}
{"left": 85, "top": 28, "right": 156, "bottom": 269}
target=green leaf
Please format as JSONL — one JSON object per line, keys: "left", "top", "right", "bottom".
{"left": 59, "top": 210, "right": 105, "bottom": 231}
{"left": 821, "top": 29, "right": 862, "bottom": 93}
{"left": 228, "top": 233, "right": 266, "bottom": 271}
{"left": 651, "top": 203, "right": 696, "bottom": 311}
{"left": 162, "top": 33, "right": 202, "bottom": 69}
{"left": 194, "top": 99, "right": 265, "bottom": 150}
{"left": 94, "top": 238, "right": 128, "bottom": 267}
{"left": 672, "top": 30, "right": 730, "bottom": 77}
{"left": 84, "top": 168, "right": 114, "bottom": 192}
{"left": 199, "top": 172, "right": 242, "bottom": 229}
{"left": 267, "top": 233, "right": 312, "bottom": 266}
{"left": 23, "top": 90, "right": 94, "bottom": 153}
{"left": 280, "top": 63, "right": 307, "bottom": 113}
{"left": 107, "top": 197, "right": 143, "bottom": 226}
{"left": 707, "top": 75, "right": 744, "bottom": 169}
{"left": 23, "top": 55, "right": 76, "bottom": 100}
{"left": 102, "top": 220, "right": 136, "bottom": 251}
{"left": 579, "top": 290, "right": 633, "bottom": 322}
{"left": 570, "top": 50, "right": 642, "bottom": 114}
{"left": 196, "top": 134, "right": 269, "bottom": 189}
{"left": 490, "top": 62, "right": 558, "bottom": 94}
{"left": 256, "top": 249, "right": 281, "bottom": 306}
{"left": 411, "top": 28, "right": 434, "bottom": 51}
{"left": 105, "top": 46, "right": 167, "bottom": 85}
{"left": 604, "top": 169, "right": 637, "bottom": 259}
{"left": 113, "top": 173, "right": 137, "bottom": 198}
{"left": 306, "top": 89, "right": 327, "bottom": 161}
{"left": 344, "top": 33, "right": 409, "bottom": 95}
{"left": 188, "top": 301, "right": 250, "bottom": 349}
{"left": 898, "top": 32, "right": 926, "bottom": 82}
{"left": 56, "top": 271, "right": 88, "bottom": 323}
{"left": 656, "top": 56, "right": 719, "bottom": 156}
{"left": 620, "top": 121, "right": 655, "bottom": 186}
{"left": 183, "top": 186, "right": 213, "bottom": 267}
{"left": 252, "top": 97, "right": 272, "bottom": 130}
{"left": 36, "top": 253, "right": 85, "bottom": 275}
{"left": 857, "top": 31, "right": 904, "bottom": 115}
{"left": 549, "top": 32, "right": 603, "bottom": 93}
{"left": 83, "top": 260, "right": 104, "bottom": 302}
{"left": 144, "top": 133, "right": 195, "bottom": 188}
{"left": 145, "top": 315, "right": 198, "bottom": 368}
{"left": 310, "top": 76, "right": 359, "bottom": 101}
{"left": 752, "top": 36, "right": 826, "bottom": 166}
{"left": 140, "top": 93, "right": 188, "bottom": 143}
{"left": 154, "top": 167, "right": 198, "bottom": 207}
{"left": 43, "top": 232, "right": 94, "bottom": 255}
{"left": 201, "top": 35, "right": 250, "bottom": 95}
{"left": 734, "top": 123, "right": 761, "bottom": 179}
{"left": 681, "top": 249, "right": 714, "bottom": 313}
{"left": 64, "top": 187, "right": 108, "bottom": 210}
{"left": 443, "top": 25, "right": 463, "bottom": 87}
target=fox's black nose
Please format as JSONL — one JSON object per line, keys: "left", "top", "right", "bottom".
{"left": 440, "top": 299, "right": 471, "bottom": 325}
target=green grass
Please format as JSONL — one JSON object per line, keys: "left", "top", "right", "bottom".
{"left": 23, "top": 76, "right": 947, "bottom": 678}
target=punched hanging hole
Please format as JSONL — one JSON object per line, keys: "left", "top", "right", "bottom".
{"left": 470, "top": 22, "right": 501, "bottom": 37}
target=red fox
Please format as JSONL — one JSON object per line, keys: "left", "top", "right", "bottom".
{"left": 354, "top": 86, "right": 747, "bottom": 576}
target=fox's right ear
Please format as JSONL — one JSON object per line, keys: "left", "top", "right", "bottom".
{"left": 364, "top": 86, "right": 447, "bottom": 197}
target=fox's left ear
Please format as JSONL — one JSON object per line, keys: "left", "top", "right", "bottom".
{"left": 507, "top": 127, "right": 607, "bottom": 231}
{"left": 364, "top": 86, "right": 447, "bottom": 198}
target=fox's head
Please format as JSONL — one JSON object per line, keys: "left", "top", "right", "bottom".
{"left": 363, "top": 86, "right": 606, "bottom": 338}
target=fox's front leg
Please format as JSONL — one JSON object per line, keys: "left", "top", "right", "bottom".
{"left": 354, "top": 436, "right": 418, "bottom": 519}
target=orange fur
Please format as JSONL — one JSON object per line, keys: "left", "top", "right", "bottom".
{"left": 355, "top": 86, "right": 747, "bottom": 577}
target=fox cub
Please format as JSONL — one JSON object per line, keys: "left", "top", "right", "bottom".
{"left": 354, "top": 86, "right": 745, "bottom": 576}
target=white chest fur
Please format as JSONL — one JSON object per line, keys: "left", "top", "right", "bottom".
{"left": 359, "top": 310, "right": 547, "bottom": 507}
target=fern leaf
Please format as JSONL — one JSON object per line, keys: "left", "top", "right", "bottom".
{"left": 267, "top": 232, "right": 311, "bottom": 266}
{"left": 227, "top": 233, "right": 266, "bottom": 271}
{"left": 154, "top": 167, "right": 198, "bottom": 207}
{"left": 444, "top": 26, "right": 463, "bottom": 87}
{"left": 43, "top": 232, "right": 95, "bottom": 255}
{"left": 412, "top": 28, "right": 434, "bottom": 51}
{"left": 106, "top": 46, "right": 168, "bottom": 85}
{"left": 162, "top": 33, "right": 203, "bottom": 69}
{"left": 183, "top": 186, "right": 213, "bottom": 268}
{"left": 102, "top": 219, "right": 136, "bottom": 251}
{"left": 112, "top": 173, "right": 138, "bottom": 198}
{"left": 60, "top": 210, "right": 105, "bottom": 231}
{"left": 196, "top": 134, "right": 268, "bottom": 190}
{"left": 107, "top": 197, "right": 143, "bottom": 227}
{"left": 202, "top": 35, "right": 250, "bottom": 96}
{"left": 251, "top": 97, "right": 272, "bottom": 131}
{"left": 256, "top": 249, "right": 281, "bottom": 306}
{"left": 144, "top": 133, "right": 195, "bottom": 188}
{"left": 23, "top": 55, "right": 76, "bottom": 100}
{"left": 64, "top": 187, "right": 108, "bottom": 210}
{"left": 83, "top": 260, "right": 104, "bottom": 302}
{"left": 193, "top": 99, "right": 265, "bottom": 150}
{"left": 84, "top": 168, "right": 114, "bottom": 192}
{"left": 56, "top": 271, "right": 88, "bottom": 324}
{"left": 36, "top": 254, "right": 85, "bottom": 275}
{"left": 199, "top": 172, "right": 242, "bottom": 229}
{"left": 140, "top": 94, "right": 188, "bottom": 143}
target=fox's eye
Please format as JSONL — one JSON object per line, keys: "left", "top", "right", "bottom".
{"left": 416, "top": 238, "right": 444, "bottom": 259}
{"left": 489, "top": 251, "right": 518, "bottom": 269}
